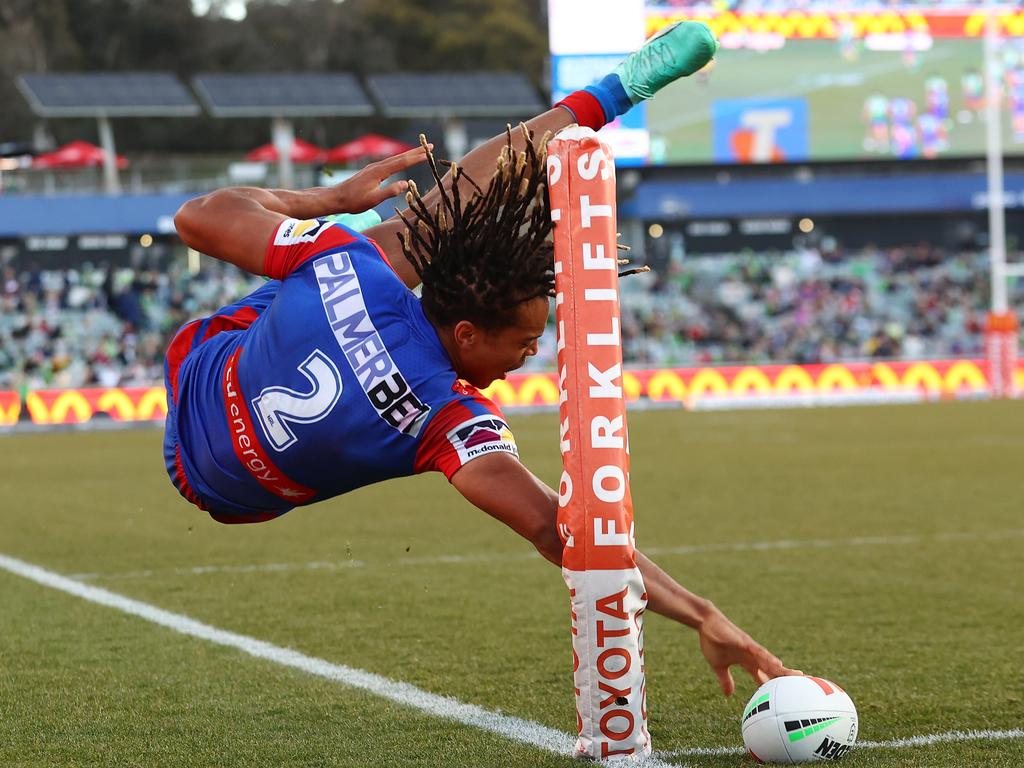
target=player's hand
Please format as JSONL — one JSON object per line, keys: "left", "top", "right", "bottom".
{"left": 697, "top": 607, "right": 802, "bottom": 697}
{"left": 332, "top": 145, "right": 433, "bottom": 213}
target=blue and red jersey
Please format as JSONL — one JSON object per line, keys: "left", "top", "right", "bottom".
{"left": 163, "top": 217, "right": 518, "bottom": 523}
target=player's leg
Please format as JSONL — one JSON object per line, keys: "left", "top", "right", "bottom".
{"left": 162, "top": 279, "right": 282, "bottom": 506}
{"left": 462, "top": 21, "right": 717, "bottom": 182}
{"left": 365, "top": 21, "right": 717, "bottom": 287}
{"left": 613, "top": 21, "right": 718, "bottom": 103}
{"left": 416, "top": 21, "right": 717, "bottom": 207}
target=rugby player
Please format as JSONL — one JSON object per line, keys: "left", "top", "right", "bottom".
{"left": 166, "top": 21, "right": 800, "bottom": 696}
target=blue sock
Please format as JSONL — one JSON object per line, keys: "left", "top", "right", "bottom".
{"left": 583, "top": 73, "right": 634, "bottom": 123}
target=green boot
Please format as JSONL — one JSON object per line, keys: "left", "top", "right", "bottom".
{"left": 614, "top": 21, "right": 718, "bottom": 105}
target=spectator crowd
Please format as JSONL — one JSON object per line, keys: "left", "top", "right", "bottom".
{"left": 603, "top": 243, "right": 1009, "bottom": 370}
{"left": 0, "top": 259, "right": 263, "bottom": 392}
{"left": 0, "top": 243, "right": 1021, "bottom": 391}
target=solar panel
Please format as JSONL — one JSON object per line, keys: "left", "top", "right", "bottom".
{"left": 16, "top": 73, "right": 200, "bottom": 117}
{"left": 193, "top": 74, "right": 374, "bottom": 117}
{"left": 367, "top": 73, "right": 544, "bottom": 118}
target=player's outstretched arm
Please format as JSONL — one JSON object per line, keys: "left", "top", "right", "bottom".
{"left": 635, "top": 550, "right": 802, "bottom": 695}
{"left": 173, "top": 146, "right": 430, "bottom": 275}
{"left": 451, "top": 452, "right": 799, "bottom": 696}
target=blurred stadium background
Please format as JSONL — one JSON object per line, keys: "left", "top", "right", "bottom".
{"left": 2, "top": 3, "right": 1023, "bottom": 767}
{"left": 0, "top": 0, "right": 1021, "bottom": 423}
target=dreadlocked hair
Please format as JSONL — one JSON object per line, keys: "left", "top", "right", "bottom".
{"left": 398, "top": 123, "right": 555, "bottom": 330}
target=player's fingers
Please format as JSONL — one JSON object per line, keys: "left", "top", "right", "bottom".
{"left": 741, "top": 652, "right": 773, "bottom": 686}
{"left": 377, "top": 145, "right": 433, "bottom": 174}
{"left": 375, "top": 179, "right": 410, "bottom": 202}
{"left": 753, "top": 645, "right": 787, "bottom": 675}
{"left": 715, "top": 666, "right": 736, "bottom": 697}
{"left": 747, "top": 658, "right": 802, "bottom": 681}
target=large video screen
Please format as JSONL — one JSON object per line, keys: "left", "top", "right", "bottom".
{"left": 548, "top": 1, "right": 1024, "bottom": 165}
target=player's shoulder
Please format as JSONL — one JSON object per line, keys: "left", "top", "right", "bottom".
{"left": 272, "top": 217, "right": 365, "bottom": 254}
{"left": 266, "top": 217, "right": 389, "bottom": 280}
{"left": 413, "top": 384, "right": 518, "bottom": 479}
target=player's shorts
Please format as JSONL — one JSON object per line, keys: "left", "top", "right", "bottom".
{"left": 162, "top": 281, "right": 282, "bottom": 521}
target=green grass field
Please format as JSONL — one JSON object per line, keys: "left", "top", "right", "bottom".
{"left": 2, "top": 401, "right": 1022, "bottom": 766}
{"left": 649, "top": 38, "right": 1024, "bottom": 162}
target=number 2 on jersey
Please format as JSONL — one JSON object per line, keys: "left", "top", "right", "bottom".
{"left": 252, "top": 349, "right": 342, "bottom": 451}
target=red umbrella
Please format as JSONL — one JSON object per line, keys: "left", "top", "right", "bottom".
{"left": 246, "top": 138, "right": 325, "bottom": 164}
{"left": 326, "top": 134, "right": 417, "bottom": 164}
{"left": 32, "top": 140, "right": 129, "bottom": 170}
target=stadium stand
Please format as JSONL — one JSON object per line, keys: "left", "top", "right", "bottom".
{"left": 0, "top": 258, "right": 262, "bottom": 390}
{"left": 2, "top": 56, "right": 1020, "bottom": 396}
{"left": 610, "top": 245, "right": 1007, "bottom": 368}
{"left": 2, "top": 244, "right": 1020, "bottom": 390}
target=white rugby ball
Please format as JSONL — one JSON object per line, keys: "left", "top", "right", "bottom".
{"left": 741, "top": 676, "right": 858, "bottom": 763}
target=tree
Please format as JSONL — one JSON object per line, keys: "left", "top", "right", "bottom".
{"left": 0, "top": 0, "right": 81, "bottom": 142}
{"left": 0, "top": 0, "right": 549, "bottom": 150}
{"left": 356, "top": 0, "right": 546, "bottom": 80}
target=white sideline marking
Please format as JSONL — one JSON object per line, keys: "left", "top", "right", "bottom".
{"left": 0, "top": 553, "right": 677, "bottom": 767}
{"left": 70, "top": 559, "right": 367, "bottom": 581}
{"left": 645, "top": 528, "right": 1024, "bottom": 558}
{"left": 68, "top": 528, "right": 1024, "bottom": 582}
{"left": 859, "top": 728, "right": 1024, "bottom": 749}
{"left": 658, "top": 728, "right": 1024, "bottom": 758}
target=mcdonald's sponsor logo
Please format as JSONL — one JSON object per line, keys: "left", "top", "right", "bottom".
{"left": 0, "top": 358, "right": 1018, "bottom": 427}
{"left": 647, "top": 10, "right": 1018, "bottom": 40}
{"left": 11, "top": 387, "right": 167, "bottom": 425}
{"left": 481, "top": 359, "right": 1014, "bottom": 409}
{"left": 964, "top": 11, "right": 1024, "bottom": 37}
{"left": 0, "top": 391, "right": 21, "bottom": 425}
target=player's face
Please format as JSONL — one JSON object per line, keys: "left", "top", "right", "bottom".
{"left": 455, "top": 297, "right": 549, "bottom": 388}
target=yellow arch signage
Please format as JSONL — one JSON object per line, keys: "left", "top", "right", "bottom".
{"left": 622, "top": 372, "right": 643, "bottom": 402}
{"left": 774, "top": 366, "right": 816, "bottom": 392}
{"left": 0, "top": 392, "right": 20, "bottom": 425}
{"left": 816, "top": 365, "right": 859, "bottom": 391}
{"left": 517, "top": 375, "right": 560, "bottom": 407}
{"left": 901, "top": 363, "right": 944, "bottom": 392}
{"left": 11, "top": 359, "right": 1019, "bottom": 428}
{"left": 137, "top": 388, "right": 169, "bottom": 420}
{"left": 481, "top": 379, "right": 519, "bottom": 408}
{"left": 49, "top": 391, "right": 94, "bottom": 424}
{"left": 97, "top": 389, "right": 137, "bottom": 421}
{"left": 943, "top": 362, "right": 987, "bottom": 392}
{"left": 731, "top": 367, "right": 773, "bottom": 394}
{"left": 647, "top": 371, "right": 687, "bottom": 402}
